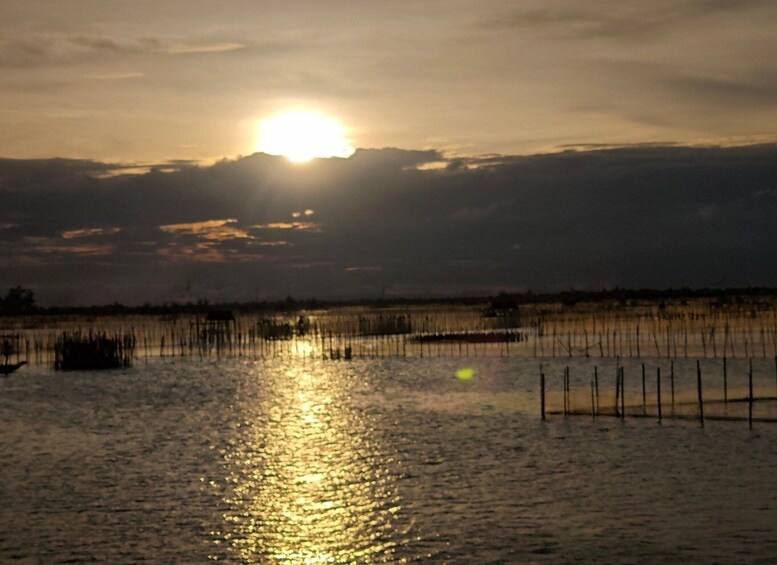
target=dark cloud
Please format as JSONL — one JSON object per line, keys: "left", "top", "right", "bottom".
{"left": 489, "top": 0, "right": 775, "bottom": 42}
{"left": 1, "top": 144, "right": 776, "bottom": 304}
{"left": 668, "top": 74, "right": 777, "bottom": 109}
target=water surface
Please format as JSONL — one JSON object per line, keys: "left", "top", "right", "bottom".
{"left": 1, "top": 357, "right": 775, "bottom": 563}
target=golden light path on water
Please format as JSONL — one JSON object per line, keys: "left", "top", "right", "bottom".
{"left": 217, "top": 359, "right": 406, "bottom": 563}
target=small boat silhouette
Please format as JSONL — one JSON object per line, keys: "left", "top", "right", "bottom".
{"left": 0, "top": 361, "right": 26, "bottom": 376}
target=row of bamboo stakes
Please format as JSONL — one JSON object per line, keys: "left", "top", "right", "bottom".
{"left": 540, "top": 358, "right": 777, "bottom": 429}
{"left": 5, "top": 314, "right": 777, "bottom": 365}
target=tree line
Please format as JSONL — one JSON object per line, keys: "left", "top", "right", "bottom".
{"left": 1, "top": 285, "right": 776, "bottom": 317}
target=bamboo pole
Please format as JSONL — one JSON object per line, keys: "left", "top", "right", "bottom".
{"left": 696, "top": 360, "right": 704, "bottom": 428}
{"left": 620, "top": 367, "right": 625, "bottom": 420}
{"left": 540, "top": 366, "right": 546, "bottom": 421}
{"left": 657, "top": 367, "right": 662, "bottom": 424}
{"left": 591, "top": 378, "right": 596, "bottom": 420}
{"left": 748, "top": 358, "right": 754, "bottom": 431}
{"left": 723, "top": 356, "right": 728, "bottom": 404}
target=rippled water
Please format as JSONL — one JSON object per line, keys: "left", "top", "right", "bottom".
{"left": 1, "top": 357, "right": 776, "bottom": 563}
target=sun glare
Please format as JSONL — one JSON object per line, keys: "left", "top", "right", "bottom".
{"left": 257, "top": 111, "right": 355, "bottom": 163}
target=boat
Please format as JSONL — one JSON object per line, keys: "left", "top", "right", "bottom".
{"left": 0, "top": 361, "right": 26, "bottom": 376}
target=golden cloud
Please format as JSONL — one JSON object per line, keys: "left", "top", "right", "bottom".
{"left": 255, "top": 241, "right": 291, "bottom": 247}
{"left": 61, "top": 227, "right": 122, "bottom": 239}
{"left": 159, "top": 218, "right": 252, "bottom": 241}
{"left": 251, "top": 221, "right": 321, "bottom": 232}
{"left": 33, "top": 244, "right": 113, "bottom": 256}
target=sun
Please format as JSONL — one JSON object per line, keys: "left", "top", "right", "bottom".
{"left": 256, "top": 110, "right": 355, "bottom": 163}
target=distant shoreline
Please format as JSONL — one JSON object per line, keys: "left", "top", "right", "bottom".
{"left": 4, "top": 286, "right": 776, "bottom": 317}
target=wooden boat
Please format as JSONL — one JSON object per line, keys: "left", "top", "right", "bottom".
{"left": 0, "top": 361, "right": 26, "bottom": 376}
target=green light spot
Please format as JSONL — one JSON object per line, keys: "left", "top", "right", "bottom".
{"left": 456, "top": 367, "right": 475, "bottom": 380}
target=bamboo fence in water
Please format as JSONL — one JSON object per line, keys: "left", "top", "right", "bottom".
{"left": 0, "top": 300, "right": 775, "bottom": 365}
{"left": 540, "top": 358, "right": 777, "bottom": 428}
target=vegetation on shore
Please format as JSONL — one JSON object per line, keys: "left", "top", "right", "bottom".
{"left": 2, "top": 286, "right": 777, "bottom": 317}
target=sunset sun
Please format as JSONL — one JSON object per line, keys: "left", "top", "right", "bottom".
{"left": 256, "top": 110, "right": 355, "bottom": 163}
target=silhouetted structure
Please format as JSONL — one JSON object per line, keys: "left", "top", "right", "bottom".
{"left": 206, "top": 310, "right": 235, "bottom": 323}
{"left": 482, "top": 293, "right": 521, "bottom": 328}
{"left": 253, "top": 317, "right": 294, "bottom": 340}
{"left": 54, "top": 331, "right": 134, "bottom": 371}
{"left": 0, "top": 361, "right": 26, "bottom": 376}
{"left": 193, "top": 310, "right": 237, "bottom": 353}
{"left": 0, "top": 334, "right": 26, "bottom": 374}
{"left": 357, "top": 314, "right": 411, "bottom": 336}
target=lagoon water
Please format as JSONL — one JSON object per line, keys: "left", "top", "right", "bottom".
{"left": 1, "top": 357, "right": 776, "bottom": 563}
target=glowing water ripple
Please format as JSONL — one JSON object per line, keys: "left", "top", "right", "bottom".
{"left": 218, "top": 362, "right": 410, "bottom": 563}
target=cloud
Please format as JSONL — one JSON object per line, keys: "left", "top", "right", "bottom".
{"left": 0, "top": 35, "right": 157, "bottom": 69}
{"left": 667, "top": 73, "right": 777, "bottom": 109}
{"left": 488, "top": 1, "right": 775, "bottom": 41}
{"left": 251, "top": 221, "right": 321, "bottom": 232}
{"left": 87, "top": 72, "right": 145, "bottom": 80}
{"left": 255, "top": 241, "right": 291, "bottom": 247}
{"left": 61, "top": 227, "right": 122, "bottom": 239}
{"left": 69, "top": 35, "right": 157, "bottom": 54}
{"left": 30, "top": 243, "right": 113, "bottom": 256}
{"left": 0, "top": 37, "right": 57, "bottom": 68}
{"left": 344, "top": 266, "right": 383, "bottom": 272}
{"left": 157, "top": 242, "right": 227, "bottom": 263}
{"left": 288, "top": 261, "right": 335, "bottom": 270}
{"left": 159, "top": 218, "right": 252, "bottom": 240}
{"left": 1, "top": 145, "right": 776, "bottom": 304}
{"left": 2, "top": 2, "right": 777, "bottom": 167}
{"left": 0, "top": 33, "right": 246, "bottom": 70}
{"left": 156, "top": 218, "right": 257, "bottom": 262}
{"left": 166, "top": 42, "right": 246, "bottom": 54}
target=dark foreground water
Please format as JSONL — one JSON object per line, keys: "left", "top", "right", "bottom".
{"left": 1, "top": 357, "right": 775, "bottom": 563}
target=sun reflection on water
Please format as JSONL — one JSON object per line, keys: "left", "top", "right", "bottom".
{"left": 217, "top": 361, "right": 406, "bottom": 563}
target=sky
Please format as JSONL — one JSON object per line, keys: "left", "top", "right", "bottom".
{"left": 1, "top": 1, "right": 777, "bottom": 305}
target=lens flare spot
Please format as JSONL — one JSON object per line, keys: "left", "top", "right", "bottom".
{"left": 456, "top": 367, "right": 475, "bottom": 380}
